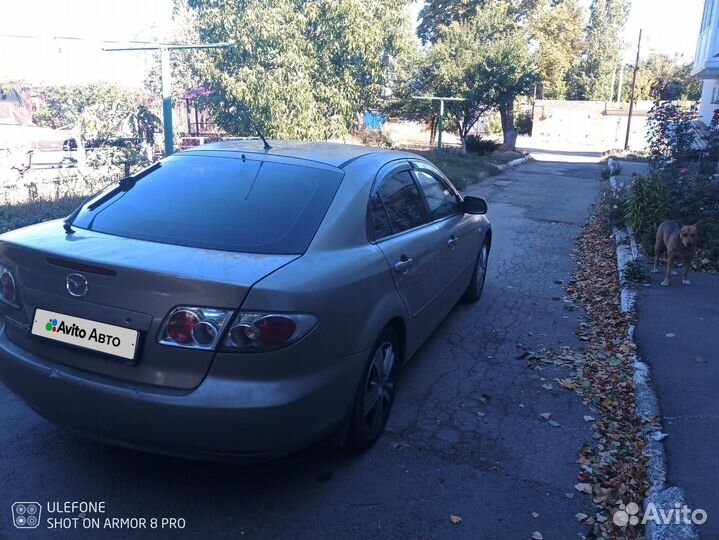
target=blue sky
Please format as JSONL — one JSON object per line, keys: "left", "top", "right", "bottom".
{"left": 0, "top": 0, "right": 705, "bottom": 86}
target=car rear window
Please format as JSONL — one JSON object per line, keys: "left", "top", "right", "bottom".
{"left": 72, "top": 155, "right": 343, "bottom": 254}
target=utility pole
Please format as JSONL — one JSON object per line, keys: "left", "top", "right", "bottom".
{"left": 413, "top": 96, "right": 466, "bottom": 156}
{"left": 624, "top": 29, "right": 642, "bottom": 151}
{"left": 103, "top": 42, "right": 232, "bottom": 156}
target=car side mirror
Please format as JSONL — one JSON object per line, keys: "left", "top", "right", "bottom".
{"left": 462, "top": 196, "right": 488, "bottom": 215}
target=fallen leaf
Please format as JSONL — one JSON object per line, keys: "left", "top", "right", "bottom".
{"left": 531, "top": 532, "right": 543, "bottom": 540}
{"left": 575, "top": 513, "right": 588, "bottom": 521}
{"left": 540, "top": 412, "right": 552, "bottom": 420}
{"left": 548, "top": 420, "right": 561, "bottom": 427}
{"left": 449, "top": 515, "right": 462, "bottom": 525}
{"left": 542, "top": 383, "right": 553, "bottom": 390}
{"left": 665, "top": 332, "right": 675, "bottom": 338}
{"left": 564, "top": 492, "right": 575, "bottom": 499}
{"left": 531, "top": 512, "right": 539, "bottom": 519}
{"left": 575, "top": 483, "right": 592, "bottom": 494}
{"left": 583, "top": 415, "right": 595, "bottom": 422}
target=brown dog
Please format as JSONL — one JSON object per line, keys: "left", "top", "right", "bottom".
{"left": 652, "top": 220, "right": 700, "bottom": 286}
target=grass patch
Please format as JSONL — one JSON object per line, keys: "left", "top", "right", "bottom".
{"left": 0, "top": 196, "right": 84, "bottom": 235}
{"left": 414, "top": 149, "right": 525, "bottom": 190}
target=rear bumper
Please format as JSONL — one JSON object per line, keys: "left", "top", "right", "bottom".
{"left": 0, "top": 323, "right": 367, "bottom": 461}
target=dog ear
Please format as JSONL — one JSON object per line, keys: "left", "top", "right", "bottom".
{"left": 692, "top": 220, "right": 702, "bottom": 228}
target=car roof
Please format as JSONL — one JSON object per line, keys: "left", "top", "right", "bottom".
{"left": 181, "top": 139, "right": 419, "bottom": 169}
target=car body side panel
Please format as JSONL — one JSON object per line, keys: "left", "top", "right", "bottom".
{"left": 239, "top": 243, "right": 407, "bottom": 363}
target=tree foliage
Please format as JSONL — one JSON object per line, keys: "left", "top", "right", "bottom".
{"left": 32, "top": 83, "right": 140, "bottom": 137}
{"left": 621, "top": 53, "right": 702, "bottom": 102}
{"left": 417, "top": 0, "right": 538, "bottom": 44}
{"left": 529, "top": 0, "right": 584, "bottom": 99}
{"left": 184, "top": 0, "right": 412, "bottom": 140}
{"left": 569, "top": 0, "right": 630, "bottom": 100}
{"left": 398, "top": 2, "right": 536, "bottom": 149}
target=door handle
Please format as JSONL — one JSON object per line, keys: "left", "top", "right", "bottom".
{"left": 447, "top": 236, "right": 458, "bottom": 249}
{"left": 394, "top": 257, "right": 414, "bottom": 274}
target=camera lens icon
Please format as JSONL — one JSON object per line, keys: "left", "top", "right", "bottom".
{"left": 12, "top": 502, "right": 42, "bottom": 529}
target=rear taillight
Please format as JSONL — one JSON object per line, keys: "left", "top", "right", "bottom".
{"left": 158, "top": 307, "right": 232, "bottom": 350}
{"left": 0, "top": 265, "right": 17, "bottom": 305}
{"left": 224, "top": 312, "right": 317, "bottom": 352}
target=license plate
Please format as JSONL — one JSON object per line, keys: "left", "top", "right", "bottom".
{"left": 32, "top": 308, "right": 138, "bottom": 360}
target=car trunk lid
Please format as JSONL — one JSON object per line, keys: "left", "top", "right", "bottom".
{"left": 0, "top": 220, "right": 298, "bottom": 389}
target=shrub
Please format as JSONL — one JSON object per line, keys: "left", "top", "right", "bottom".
{"left": 515, "top": 111, "right": 533, "bottom": 135}
{"left": 465, "top": 135, "right": 500, "bottom": 155}
{"left": 624, "top": 172, "right": 670, "bottom": 233}
{"left": 646, "top": 99, "right": 697, "bottom": 169}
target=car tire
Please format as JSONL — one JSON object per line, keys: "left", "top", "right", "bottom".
{"left": 463, "top": 238, "right": 489, "bottom": 303}
{"left": 346, "top": 327, "right": 399, "bottom": 450}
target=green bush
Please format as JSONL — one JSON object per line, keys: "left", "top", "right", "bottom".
{"left": 465, "top": 135, "right": 500, "bottom": 155}
{"left": 624, "top": 173, "right": 670, "bottom": 233}
{"left": 624, "top": 171, "right": 719, "bottom": 269}
{"left": 515, "top": 111, "right": 533, "bottom": 135}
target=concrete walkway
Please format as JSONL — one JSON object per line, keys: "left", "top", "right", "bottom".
{"left": 635, "top": 271, "right": 719, "bottom": 539}
{"left": 610, "top": 158, "right": 719, "bottom": 538}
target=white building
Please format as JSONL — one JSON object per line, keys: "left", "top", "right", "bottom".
{"left": 694, "top": 0, "right": 719, "bottom": 124}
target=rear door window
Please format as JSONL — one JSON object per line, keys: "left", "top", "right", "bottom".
{"left": 73, "top": 155, "right": 343, "bottom": 254}
{"left": 370, "top": 170, "right": 428, "bottom": 240}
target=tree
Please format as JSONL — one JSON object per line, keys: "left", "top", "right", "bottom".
{"left": 529, "top": 0, "right": 585, "bottom": 99}
{"left": 620, "top": 53, "right": 702, "bottom": 102}
{"left": 417, "top": 0, "right": 539, "bottom": 44}
{"left": 411, "top": 2, "right": 536, "bottom": 149}
{"left": 184, "top": 0, "right": 412, "bottom": 140}
{"left": 569, "top": 0, "right": 630, "bottom": 100}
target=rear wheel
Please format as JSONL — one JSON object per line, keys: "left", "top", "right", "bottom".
{"left": 346, "top": 327, "right": 399, "bottom": 450}
{"left": 463, "top": 239, "right": 489, "bottom": 303}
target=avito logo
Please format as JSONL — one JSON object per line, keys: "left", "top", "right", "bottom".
{"left": 45, "top": 318, "right": 58, "bottom": 332}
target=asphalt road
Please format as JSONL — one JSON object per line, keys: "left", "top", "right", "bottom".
{"left": 0, "top": 157, "right": 603, "bottom": 540}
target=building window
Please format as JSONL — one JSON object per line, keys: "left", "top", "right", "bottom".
{"left": 702, "top": 0, "right": 715, "bottom": 31}
{"left": 712, "top": 86, "right": 719, "bottom": 104}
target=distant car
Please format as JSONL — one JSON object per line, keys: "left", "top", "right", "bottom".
{"left": 0, "top": 141, "right": 491, "bottom": 461}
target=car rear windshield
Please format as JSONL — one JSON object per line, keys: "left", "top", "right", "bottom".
{"left": 72, "top": 155, "right": 343, "bottom": 254}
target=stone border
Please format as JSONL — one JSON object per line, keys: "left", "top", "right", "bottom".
{"left": 497, "top": 154, "right": 531, "bottom": 170}
{"left": 607, "top": 158, "right": 698, "bottom": 540}
{"left": 470, "top": 153, "right": 532, "bottom": 183}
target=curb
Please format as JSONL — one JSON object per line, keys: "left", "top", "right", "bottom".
{"left": 607, "top": 158, "right": 698, "bottom": 540}
{"left": 497, "top": 154, "right": 531, "bottom": 170}
{"left": 471, "top": 154, "right": 532, "bottom": 182}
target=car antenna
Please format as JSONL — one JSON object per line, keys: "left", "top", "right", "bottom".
{"left": 240, "top": 106, "right": 272, "bottom": 151}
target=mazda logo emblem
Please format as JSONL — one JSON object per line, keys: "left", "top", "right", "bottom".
{"left": 66, "top": 273, "right": 88, "bottom": 297}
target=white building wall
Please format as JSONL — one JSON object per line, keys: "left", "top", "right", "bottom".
{"left": 699, "top": 80, "right": 719, "bottom": 124}
{"left": 694, "top": 0, "right": 719, "bottom": 124}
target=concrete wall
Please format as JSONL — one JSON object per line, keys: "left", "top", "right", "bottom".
{"left": 530, "top": 100, "right": 652, "bottom": 151}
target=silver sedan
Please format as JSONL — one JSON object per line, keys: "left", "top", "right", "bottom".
{"left": 0, "top": 141, "right": 491, "bottom": 461}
